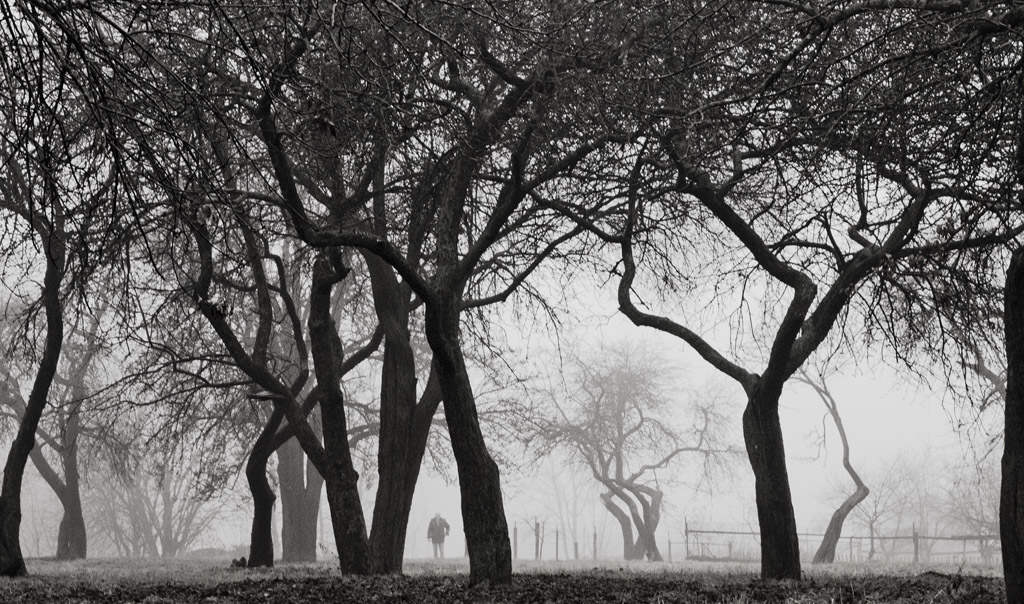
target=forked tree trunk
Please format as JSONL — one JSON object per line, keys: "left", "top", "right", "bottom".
{"left": 28, "top": 431, "right": 87, "bottom": 561}
{"left": 425, "top": 302, "right": 511, "bottom": 585}
{"left": 368, "top": 360, "right": 439, "bottom": 573}
{"left": 278, "top": 437, "right": 322, "bottom": 563}
{"left": 743, "top": 385, "right": 801, "bottom": 580}
{"left": 247, "top": 407, "right": 285, "bottom": 567}
{"left": 55, "top": 494, "right": 87, "bottom": 560}
{"left": 600, "top": 492, "right": 640, "bottom": 560}
{"left": 365, "top": 255, "right": 442, "bottom": 574}
{"left": 1001, "top": 246, "right": 1024, "bottom": 604}
{"left": 632, "top": 488, "right": 663, "bottom": 561}
{"left": 55, "top": 411, "right": 87, "bottom": 561}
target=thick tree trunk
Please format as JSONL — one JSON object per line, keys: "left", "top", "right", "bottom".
{"left": 743, "top": 384, "right": 801, "bottom": 580}
{"left": 321, "top": 397, "right": 370, "bottom": 574}
{"left": 368, "top": 328, "right": 418, "bottom": 572}
{"left": 364, "top": 255, "right": 444, "bottom": 574}
{"left": 247, "top": 407, "right": 285, "bottom": 567}
{"left": 632, "top": 488, "right": 663, "bottom": 561}
{"left": 1002, "top": 246, "right": 1024, "bottom": 604}
{"left": 55, "top": 410, "right": 87, "bottom": 561}
{"left": 309, "top": 257, "right": 370, "bottom": 575}
{"left": 425, "top": 302, "right": 512, "bottom": 586}
{"left": 28, "top": 435, "right": 87, "bottom": 561}
{"left": 368, "top": 364, "right": 440, "bottom": 573}
{"left": 278, "top": 437, "right": 322, "bottom": 563}
{"left": 55, "top": 495, "right": 87, "bottom": 561}
{"left": 0, "top": 227, "right": 64, "bottom": 576}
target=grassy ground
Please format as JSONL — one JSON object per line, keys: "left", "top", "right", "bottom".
{"left": 0, "top": 557, "right": 1004, "bottom": 603}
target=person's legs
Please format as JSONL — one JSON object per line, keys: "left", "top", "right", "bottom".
{"left": 432, "top": 541, "right": 439, "bottom": 558}
{"left": 439, "top": 541, "right": 445, "bottom": 559}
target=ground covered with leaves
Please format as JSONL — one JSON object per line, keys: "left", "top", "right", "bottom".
{"left": 0, "top": 559, "right": 1005, "bottom": 603}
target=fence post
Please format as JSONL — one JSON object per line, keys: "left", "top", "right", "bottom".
{"left": 668, "top": 539, "right": 672, "bottom": 563}
{"left": 574, "top": 541, "right": 579, "bottom": 560}
{"left": 535, "top": 521, "right": 541, "bottom": 560}
{"left": 913, "top": 524, "right": 919, "bottom": 564}
{"left": 513, "top": 525, "right": 518, "bottom": 560}
{"left": 728, "top": 540, "right": 733, "bottom": 560}
{"left": 593, "top": 529, "right": 598, "bottom": 560}
{"left": 848, "top": 536, "right": 853, "bottom": 562}
{"left": 556, "top": 529, "right": 560, "bottom": 561}
{"left": 684, "top": 518, "right": 689, "bottom": 560}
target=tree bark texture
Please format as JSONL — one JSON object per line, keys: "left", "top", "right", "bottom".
{"left": 743, "top": 384, "right": 801, "bottom": 580}
{"left": 1002, "top": 245, "right": 1024, "bottom": 604}
{"left": 247, "top": 407, "right": 285, "bottom": 567}
{"left": 0, "top": 223, "right": 65, "bottom": 576}
{"left": 425, "top": 301, "right": 512, "bottom": 585}
{"left": 309, "top": 257, "right": 371, "bottom": 574}
{"left": 365, "top": 255, "right": 443, "bottom": 573}
{"left": 278, "top": 436, "right": 322, "bottom": 563}
{"left": 55, "top": 493, "right": 87, "bottom": 560}
{"left": 55, "top": 404, "right": 86, "bottom": 561}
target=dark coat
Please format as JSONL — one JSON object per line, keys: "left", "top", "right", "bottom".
{"left": 427, "top": 516, "right": 450, "bottom": 543}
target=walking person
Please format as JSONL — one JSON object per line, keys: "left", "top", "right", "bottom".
{"left": 427, "top": 513, "right": 451, "bottom": 559}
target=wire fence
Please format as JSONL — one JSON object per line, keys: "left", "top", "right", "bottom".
{"left": 480, "top": 520, "right": 1001, "bottom": 566}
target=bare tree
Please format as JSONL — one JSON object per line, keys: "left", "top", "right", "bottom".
{"left": 535, "top": 341, "right": 732, "bottom": 561}
{"left": 0, "top": 310, "right": 107, "bottom": 561}
{"left": 87, "top": 438, "right": 229, "bottom": 558}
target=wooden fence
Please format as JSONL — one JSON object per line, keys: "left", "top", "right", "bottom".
{"left": 683, "top": 521, "right": 1001, "bottom": 565}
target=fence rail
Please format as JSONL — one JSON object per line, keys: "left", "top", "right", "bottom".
{"left": 683, "top": 521, "right": 1001, "bottom": 565}
{"left": 450, "top": 520, "right": 1003, "bottom": 566}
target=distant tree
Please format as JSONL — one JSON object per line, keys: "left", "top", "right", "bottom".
{"left": 850, "top": 459, "right": 917, "bottom": 561}
{"left": 0, "top": 310, "right": 108, "bottom": 560}
{"left": 534, "top": 342, "right": 732, "bottom": 561}
{"left": 86, "top": 432, "right": 232, "bottom": 559}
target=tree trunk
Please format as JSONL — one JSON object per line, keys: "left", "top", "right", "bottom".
{"left": 28, "top": 438, "right": 87, "bottom": 561}
{"left": 321, "top": 397, "right": 370, "bottom": 574}
{"left": 425, "top": 302, "right": 512, "bottom": 585}
{"left": 278, "top": 437, "right": 322, "bottom": 563}
{"left": 309, "top": 256, "right": 371, "bottom": 575}
{"left": 247, "top": 407, "right": 285, "bottom": 567}
{"left": 55, "top": 494, "right": 87, "bottom": 561}
{"left": 868, "top": 524, "right": 876, "bottom": 560}
{"left": 743, "top": 384, "right": 801, "bottom": 580}
{"left": 56, "top": 398, "right": 86, "bottom": 560}
{"left": 365, "top": 254, "right": 443, "bottom": 574}
{"left": 809, "top": 375, "right": 869, "bottom": 564}
{"left": 632, "top": 488, "right": 663, "bottom": 562}
{"left": 1002, "top": 245, "right": 1024, "bottom": 604}
{"left": 368, "top": 362, "right": 440, "bottom": 573}
{"left": 812, "top": 482, "right": 869, "bottom": 564}
{"left": 0, "top": 224, "right": 65, "bottom": 576}
{"left": 600, "top": 492, "right": 640, "bottom": 560}
{"left": 368, "top": 315, "right": 418, "bottom": 573}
